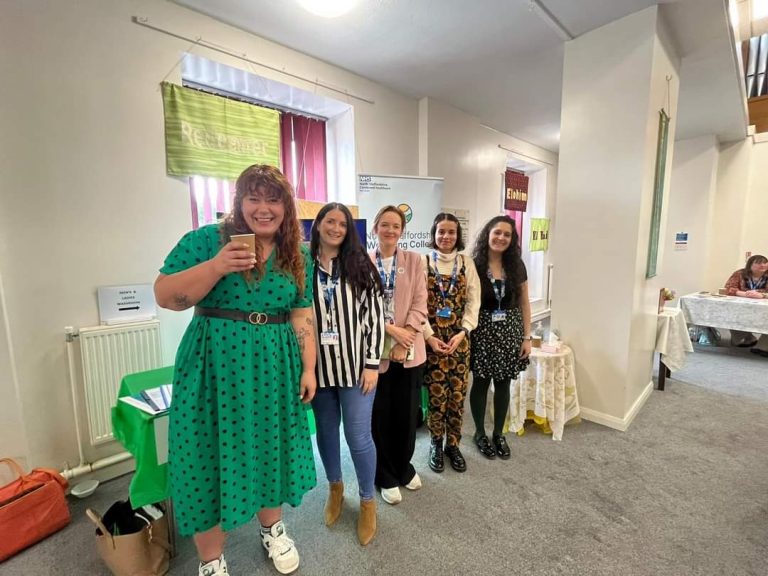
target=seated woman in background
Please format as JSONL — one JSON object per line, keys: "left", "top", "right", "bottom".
{"left": 724, "top": 254, "right": 768, "bottom": 357}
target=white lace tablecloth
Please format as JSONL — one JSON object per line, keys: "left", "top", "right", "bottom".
{"left": 506, "top": 344, "right": 580, "bottom": 441}
{"left": 680, "top": 293, "right": 768, "bottom": 334}
{"left": 656, "top": 307, "right": 694, "bottom": 371}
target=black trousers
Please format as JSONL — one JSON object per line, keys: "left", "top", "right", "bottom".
{"left": 371, "top": 362, "right": 422, "bottom": 489}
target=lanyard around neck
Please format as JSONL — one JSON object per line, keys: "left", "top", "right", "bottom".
{"left": 317, "top": 259, "right": 340, "bottom": 332}
{"left": 747, "top": 276, "right": 766, "bottom": 290}
{"left": 431, "top": 251, "right": 458, "bottom": 304}
{"left": 486, "top": 268, "right": 505, "bottom": 309}
{"left": 376, "top": 249, "right": 397, "bottom": 294}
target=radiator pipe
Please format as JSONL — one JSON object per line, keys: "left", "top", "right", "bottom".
{"left": 60, "top": 451, "right": 134, "bottom": 481}
{"left": 64, "top": 326, "right": 87, "bottom": 469}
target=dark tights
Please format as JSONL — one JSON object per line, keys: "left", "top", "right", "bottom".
{"left": 469, "top": 375, "right": 509, "bottom": 438}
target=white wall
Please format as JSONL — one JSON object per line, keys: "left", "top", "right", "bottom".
{"left": 741, "top": 139, "right": 768, "bottom": 259}
{"left": 0, "top": 0, "right": 419, "bottom": 469}
{"left": 418, "top": 97, "right": 558, "bottom": 314}
{"left": 553, "top": 6, "right": 680, "bottom": 426}
{"left": 625, "top": 15, "right": 680, "bottom": 414}
{"left": 706, "top": 136, "right": 768, "bottom": 290}
{"left": 0, "top": 272, "right": 29, "bottom": 481}
{"left": 708, "top": 138, "right": 753, "bottom": 289}
{"left": 420, "top": 98, "right": 558, "bottom": 240}
{"left": 661, "top": 136, "right": 719, "bottom": 298}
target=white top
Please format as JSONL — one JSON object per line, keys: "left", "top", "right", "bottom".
{"left": 420, "top": 250, "right": 481, "bottom": 339}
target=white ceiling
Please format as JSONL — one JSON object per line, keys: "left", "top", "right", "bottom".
{"left": 173, "top": 0, "right": 747, "bottom": 151}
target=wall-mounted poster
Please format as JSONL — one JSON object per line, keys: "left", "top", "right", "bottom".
{"left": 358, "top": 174, "right": 443, "bottom": 254}
{"left": 530, "top": 218, "right": 550, "bottom": 252}
{"left": 504, "top": 170, "right": 529, "bottom": 212}
{"left": 646, "top": 110, "right": 670, "bottom": 278}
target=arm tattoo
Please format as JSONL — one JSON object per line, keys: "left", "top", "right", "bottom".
{"left": 173, "top": 294, "right": 190, "bottom": 308}
{"left": 294, "top": 315, "right": 314, "bottom": 352}
{"left": 296, "top": 327, "right": 309, "bottom": 351}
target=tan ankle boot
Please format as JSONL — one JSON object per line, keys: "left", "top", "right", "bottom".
{"left": 357, "top": 498, "right": 377, "bottom": 546}
{"left": 324, "top": 481, "right": 344, "bottom": 526}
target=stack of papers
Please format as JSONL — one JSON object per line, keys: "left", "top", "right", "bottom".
{"left": 119, "top": 384, "right": 173, "bottom": 415}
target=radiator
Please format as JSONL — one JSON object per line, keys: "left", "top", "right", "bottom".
{"left": 79, "top": 320, "right": 162, "bottom": 445}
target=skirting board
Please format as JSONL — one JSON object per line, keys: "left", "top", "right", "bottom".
{"left": 579, "top": 380, "right": 654, "bottom": 432}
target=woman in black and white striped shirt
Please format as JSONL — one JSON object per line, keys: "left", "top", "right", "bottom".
{"left": 309, "top": 203, "right": 385, "bottom": 546}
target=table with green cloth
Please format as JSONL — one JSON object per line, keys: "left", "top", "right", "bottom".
{"left": 112, "top": 366, "right": 175, "bottom": 509}
{"left": 112, "top": 366, "right": 319, "bottom": 508}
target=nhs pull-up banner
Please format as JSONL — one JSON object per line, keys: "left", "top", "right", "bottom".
{"left": 358, "top": 174, "right": 443, "bottom": 254}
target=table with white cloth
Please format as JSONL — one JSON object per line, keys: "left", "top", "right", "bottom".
{"left": 655, "top": 307, "right": 694, "bottom": 390}
{"left": 680, "top": 292, "right": 768, "bottom": 334}
{"left": 505, "top": 344, "right": 580, "bottom": 441}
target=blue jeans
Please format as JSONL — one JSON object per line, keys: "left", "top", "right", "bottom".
{"left": 311, "top": 385, "right": 377, "bottom": 500}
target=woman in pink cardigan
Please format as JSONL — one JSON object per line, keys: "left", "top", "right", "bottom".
{"left": 368, "top": 205, "right": 428, "bottom": 505}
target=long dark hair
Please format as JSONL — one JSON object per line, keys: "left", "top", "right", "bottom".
{"left": 472, "top": 215, "right": 524, "bottom": 301}
{"left": 310, "top": 203, "right": 382, "bottom": 298}
{"left": 428, "top": 212, "right": 465, "bottom": 252}
{"left": 742, "top": 254, "right": 768, "bottom": 279}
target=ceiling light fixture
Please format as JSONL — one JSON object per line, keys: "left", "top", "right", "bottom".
{"left": 297, "top": 0, "right": 357, "bottom": 18}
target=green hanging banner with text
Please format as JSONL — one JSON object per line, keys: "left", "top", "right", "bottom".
{"left": 529, "top": 218, "right": 550, "bottom": 252}
{"left": 161, "top": 82, "right": 280, "bottom": 180}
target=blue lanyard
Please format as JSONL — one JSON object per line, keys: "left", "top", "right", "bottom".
{"left": 376, "top": 250, "right": 397, "bottom": 295}
{"left": 747, "top": 276, "right": 766, "bottom": 290}
{"left": 431, "top": 251, "right": 458, "bottom": 305}
{"left": 317, "top": 260, "right": 339, "bottom": 329}
{"left": 486, "top": 268, "right": 505, "bottom": 310}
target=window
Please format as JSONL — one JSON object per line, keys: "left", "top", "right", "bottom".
{"left": 503, "top": 157, "right": 551, "bottom": 317}
{"left": 184, "top": 97, "right": 328, "bottom": 228}
{"left": 190, "top": 176, "right": 234, "bottom": 230}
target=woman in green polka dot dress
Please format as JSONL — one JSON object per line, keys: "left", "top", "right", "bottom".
{"left": 155, "top": 165, "right": 317, "bottom": 576}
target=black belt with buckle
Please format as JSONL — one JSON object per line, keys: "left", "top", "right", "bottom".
{"left": 194, "top": 307, "right": 289, "bottom": 325}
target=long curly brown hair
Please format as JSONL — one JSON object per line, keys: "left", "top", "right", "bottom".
{"left": 221, "top": 164, "right": 306, "bottom": 294}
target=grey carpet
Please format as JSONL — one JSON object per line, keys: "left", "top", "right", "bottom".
{"left": 4, "top": 365, "right": 768, "bottom": 576}
{"left": 667, "top": 338, "right": 768, "bottom": 402}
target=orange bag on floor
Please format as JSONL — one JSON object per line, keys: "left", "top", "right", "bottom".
{"left": 0, "top": 457, "right": 71, "bottom": 561}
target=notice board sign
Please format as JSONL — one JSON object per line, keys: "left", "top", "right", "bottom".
{"left": 97, "top": 284, "right": 157, "bottom": 325}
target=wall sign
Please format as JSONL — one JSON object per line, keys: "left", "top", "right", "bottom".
{"left": 97, "top": 284, "right": 157, "bottom": 325}
{"left": 504, "top": 170, "right": 529, "bottom": 212}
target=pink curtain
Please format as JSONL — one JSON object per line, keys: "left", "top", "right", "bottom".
{"left": 189, "top": 176, "right": 235, "bottom": 229}
{"left": 280, "top": 112, "right": 327, "bottom": 201}
{"left": 505, "top": 210, "right": 525, "bottom": 248}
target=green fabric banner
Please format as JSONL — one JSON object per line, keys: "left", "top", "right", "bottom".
{"left": 161, "top": 82, "right": 280, "bottom": 180}
{"left": 530, "top": 218, "right": 550, "bottom": 252}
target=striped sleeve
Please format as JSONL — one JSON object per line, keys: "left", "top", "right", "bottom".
{"left": 362, "top": 287, "right": 386, "bottom": 369}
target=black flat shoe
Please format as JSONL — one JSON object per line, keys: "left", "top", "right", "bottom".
{"left": 492, "top": 434, "right": 511, "bottom": 460}
{"left": 429, "top": 437, "right": 444, "bottom": 473}
{"left": 750, "top": 348, "right": 768, "bottom": 358}
{"left": 474, "top": 435, "right": 496, "bottom": 459}
{"left": 444, "top": 445, "right": 467, "bottom": 472}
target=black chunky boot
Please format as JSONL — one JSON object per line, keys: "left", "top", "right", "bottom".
{"left": 444, "top": 444, "right": 467, "bottom": 472}
{"left": 428, "top": 436, "right": 444, "bottom": 473}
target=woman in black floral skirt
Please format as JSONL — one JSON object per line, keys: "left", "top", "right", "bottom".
{"left": 469, "top": 215, "right": 531, "bottom": 461}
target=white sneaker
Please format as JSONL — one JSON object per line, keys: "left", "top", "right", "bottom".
{"left": 199, "top": 554, "right": 229, "bottom": 576}
{"left": 380, "top": 486, "right": 402, "bottom": 505}
{"left": 260, "top": 520, "right": 300, "bottom": 575}
{"left": 404, "top": 472, "right": 422, "bottom": 491}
